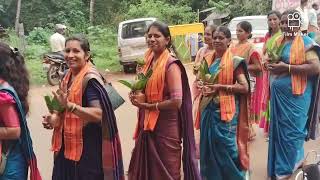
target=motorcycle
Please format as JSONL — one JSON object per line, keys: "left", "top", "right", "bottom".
{"left": 42, "top": 53, "right": 68, "bottom": 86}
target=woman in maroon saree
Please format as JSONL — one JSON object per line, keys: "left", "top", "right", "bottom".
{"left": 128, "top": 21, "right": 200, "bottom": 180}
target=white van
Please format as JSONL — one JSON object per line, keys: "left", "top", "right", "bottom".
{"left": 118, "top": 17, "right": 157, "bottom": 73}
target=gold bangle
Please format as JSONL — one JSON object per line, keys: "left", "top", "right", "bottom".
{"left": 288, "top": 64, "right": 291, "bottom": 73}
{"left": 70, "top": 103, "right": 77, "bottom": 112}
{"left": 155, "top": 102, "right": 159, "bottom": 111}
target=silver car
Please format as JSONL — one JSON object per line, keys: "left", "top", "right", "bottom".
{"left": 117, "top": 18, "right": 156, "bottom": 73}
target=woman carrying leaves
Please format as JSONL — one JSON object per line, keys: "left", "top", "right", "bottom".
{"left": 230, "top": 21, "right": 262, "bottom": 140}
{"left": 42, "top": 35, "right": 124, "bottom": 180}
{"left": 128, "top": 21, "right": 200, "bottom": 180}
{"left": 198, "top": 26, "right": 250, "bottom": 180}
{"left": 0, "top": 42, "right": 41, "bottom": 180}
{"left": 259, "top": 10, "right": 282, "bottom": 139}
{"left": 266, "top": 9, "right": 320, "bottom": 179}
{"left": 192, "top": 24, "right": 216, "bottom": 158}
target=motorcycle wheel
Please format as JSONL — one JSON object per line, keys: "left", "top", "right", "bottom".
{"left": 47, "top": 64, "right": 60, "bottom": 86}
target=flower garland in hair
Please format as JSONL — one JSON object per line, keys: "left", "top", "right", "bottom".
{"left": 9, "top": 46, "right": 19, "bottom": 57}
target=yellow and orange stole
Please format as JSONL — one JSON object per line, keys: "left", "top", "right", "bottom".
{"left": 290, "top": 34, "right": 307, "bottom": 95}
{"left": 197, "top": 47, "right": 215, "bottom": 66}
{"left": 51, "top": 63, "right": 91, "bottom": 161}
{"left": 141, "top": 49, "right": 170, "bottom": 131}
{"left": 219, "top": 48, "right": 236, "bottom": 121}
{"left": 230, "top": 42, "right": 255, "bottom": 63}
{"left": 275, "top": 34, "right": 307, "bottom": 95}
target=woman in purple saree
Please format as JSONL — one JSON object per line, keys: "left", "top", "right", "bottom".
{"left": 127, "top": 21, "right": 200, "bottom": 180}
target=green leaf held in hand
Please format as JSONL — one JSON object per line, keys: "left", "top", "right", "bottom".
{"left": 118, "top": 80, "right": 133, "bottom": 90}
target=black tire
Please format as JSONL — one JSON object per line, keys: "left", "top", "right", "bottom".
{"left": 47, "top": 64, "right": 60, "bottom": 86}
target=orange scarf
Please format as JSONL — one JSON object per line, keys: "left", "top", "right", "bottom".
{"left": 198, "top": 47, "right": 215, "bottom": 66}
{"left": 230, "top": 42, "right": 254, "bottom": 63}
{"left": 219, "top": 48, "right": 236, "bottom": 121}
{"left": 141, "top": 49, "right": 170, "bottom": 131}
{"left": 290, "top": 34, "right": 307, "bottom": 95}
{"left": 51, "top": 63, "right": 91, "bottom": 161}
{"left": 275, "top": 34, "right": 307, "bottom": 95}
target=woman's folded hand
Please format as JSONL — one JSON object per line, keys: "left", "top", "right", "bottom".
{"left": 42, "top": 111, "right": 61, "bottom": 130}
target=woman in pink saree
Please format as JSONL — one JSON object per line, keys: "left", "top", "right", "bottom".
{"left": 128, "top": 21, "right": 200, "bottom": 180}
{"left": 230, "top": 21, "right": 262, "bottom": 140}
{"left": 259, "top": 10, "right": 282, "bottom": 138}
{"left": 192, "top": 24, "right": 216, "bottom": 158}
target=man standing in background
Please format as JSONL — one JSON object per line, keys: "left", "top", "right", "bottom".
{"left": 308, "top": 3, "right": 319, "bottom": 39}
{"left": 185, "top": 33, "right": 198, "bottom": 61}
{"left": 296, "top": 0, "right": 310, "bottom": 34}
{"left": 49, "top": 24, "right": 66, "bottom": 55}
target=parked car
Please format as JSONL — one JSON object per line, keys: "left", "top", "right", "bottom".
{"left": 118, "top": 17, "right": 157, "bottom": 73}
{"left": 228, "top": 15, "right": 268, "bottom": 50}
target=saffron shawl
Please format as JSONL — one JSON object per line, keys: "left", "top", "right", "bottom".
{"left": 130, "top": 49, "right": 200, "bottom": 179}
{"left": 218, "top": 50, "right": 251, "bottom": 169}
{"left": 230, "top": 42, "right": 259, "bottom": 64}
{"left": 274, "top": 34, "right": 307, "bottom": 95}
{"left": 271, "top": 34, "right": 320, "bottom": 140}
{"left": 198, "top": 50, "right": 251, "bottom": 170}
{"left": 52, "top": 63, "right": 124, "bottom": 180}
{"left": 142, "top": 48, "right": 170, "bottom": 131}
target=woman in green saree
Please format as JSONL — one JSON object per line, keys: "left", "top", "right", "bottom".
{"left": 259, "top": 10, "right": 282, "bottom": 138}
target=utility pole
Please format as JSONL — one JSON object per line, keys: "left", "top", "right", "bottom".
{"left": 89, "top": 0, "right": 95, "bottom": 25}
{"left": 197, "top": 9, "right": 200, "bottom": 22}
{"left": 15, "top": 0, "right": 22, "bottom": 34}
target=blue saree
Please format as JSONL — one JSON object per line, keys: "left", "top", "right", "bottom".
{"left": 267, "top": 36, "right": 320, "bottom": 178}
{"left": 0, "top": 143, "right": 27, "bottom": 179}
{"left": 200, "top": 58, "right": 249, "bottom": 180}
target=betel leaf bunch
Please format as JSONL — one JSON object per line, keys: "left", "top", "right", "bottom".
{"left": 197, "top": 60, "right": 222, "bottom": 84}
{"left": 44, "top": 95, "right": 65, "bottom": 113}
{"left": 118, "top": 69, "right": 153, "bottom": 91}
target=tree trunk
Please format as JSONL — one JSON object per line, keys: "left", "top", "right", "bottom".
{"left": 89, "top": 0, "right": 95, "bottom": 25}
{"left": 15, "top": 0, "right": 21, "bottom": 34}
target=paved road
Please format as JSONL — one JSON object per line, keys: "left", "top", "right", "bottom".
{"left": 28, "top": 64, "right": 320, "bottom": 180}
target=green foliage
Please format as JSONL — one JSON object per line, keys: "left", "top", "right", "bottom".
{"left": 208, "top": 1, "right": 229, "bottom": 12}
{"left": 24, "top": 44, "right": 50, "bottom": 85}
{"left": 1, "top": 0, "right": 273, "bottom": 86}
{"left": 1, "top": 29, "right": 18, "bottom": 46}
{"left": 228, "top": 0, "right": 272, "bottom": 18}
{"left": 26, "top": 27, "right": 52, "bottom": 45}
{"left": 125, "top": 0, "right": 197, "bottom": 25}
{"left": 3, "top": 26, "right": 121, "bottom": 85}
{"left": 0, "top": 0, "right": 15, "bottom": 27}
{"left": 86, "top": 26, "right": 121, "bottom": 72}
{"left": 191, "top": 0, "right": 208, "bottom": 10}
{"left": 20, "top": 0, "right": 89, "bottom": 32}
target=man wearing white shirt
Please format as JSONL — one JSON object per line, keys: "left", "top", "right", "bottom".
{"left": 49, "top": 24, "right": 66, "bottom": 54}
{"left": 296, "top": 0, "right": 309, "bottom": 34}
{"left": 308, "top": 3, "right": 319, "bottom": 39}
